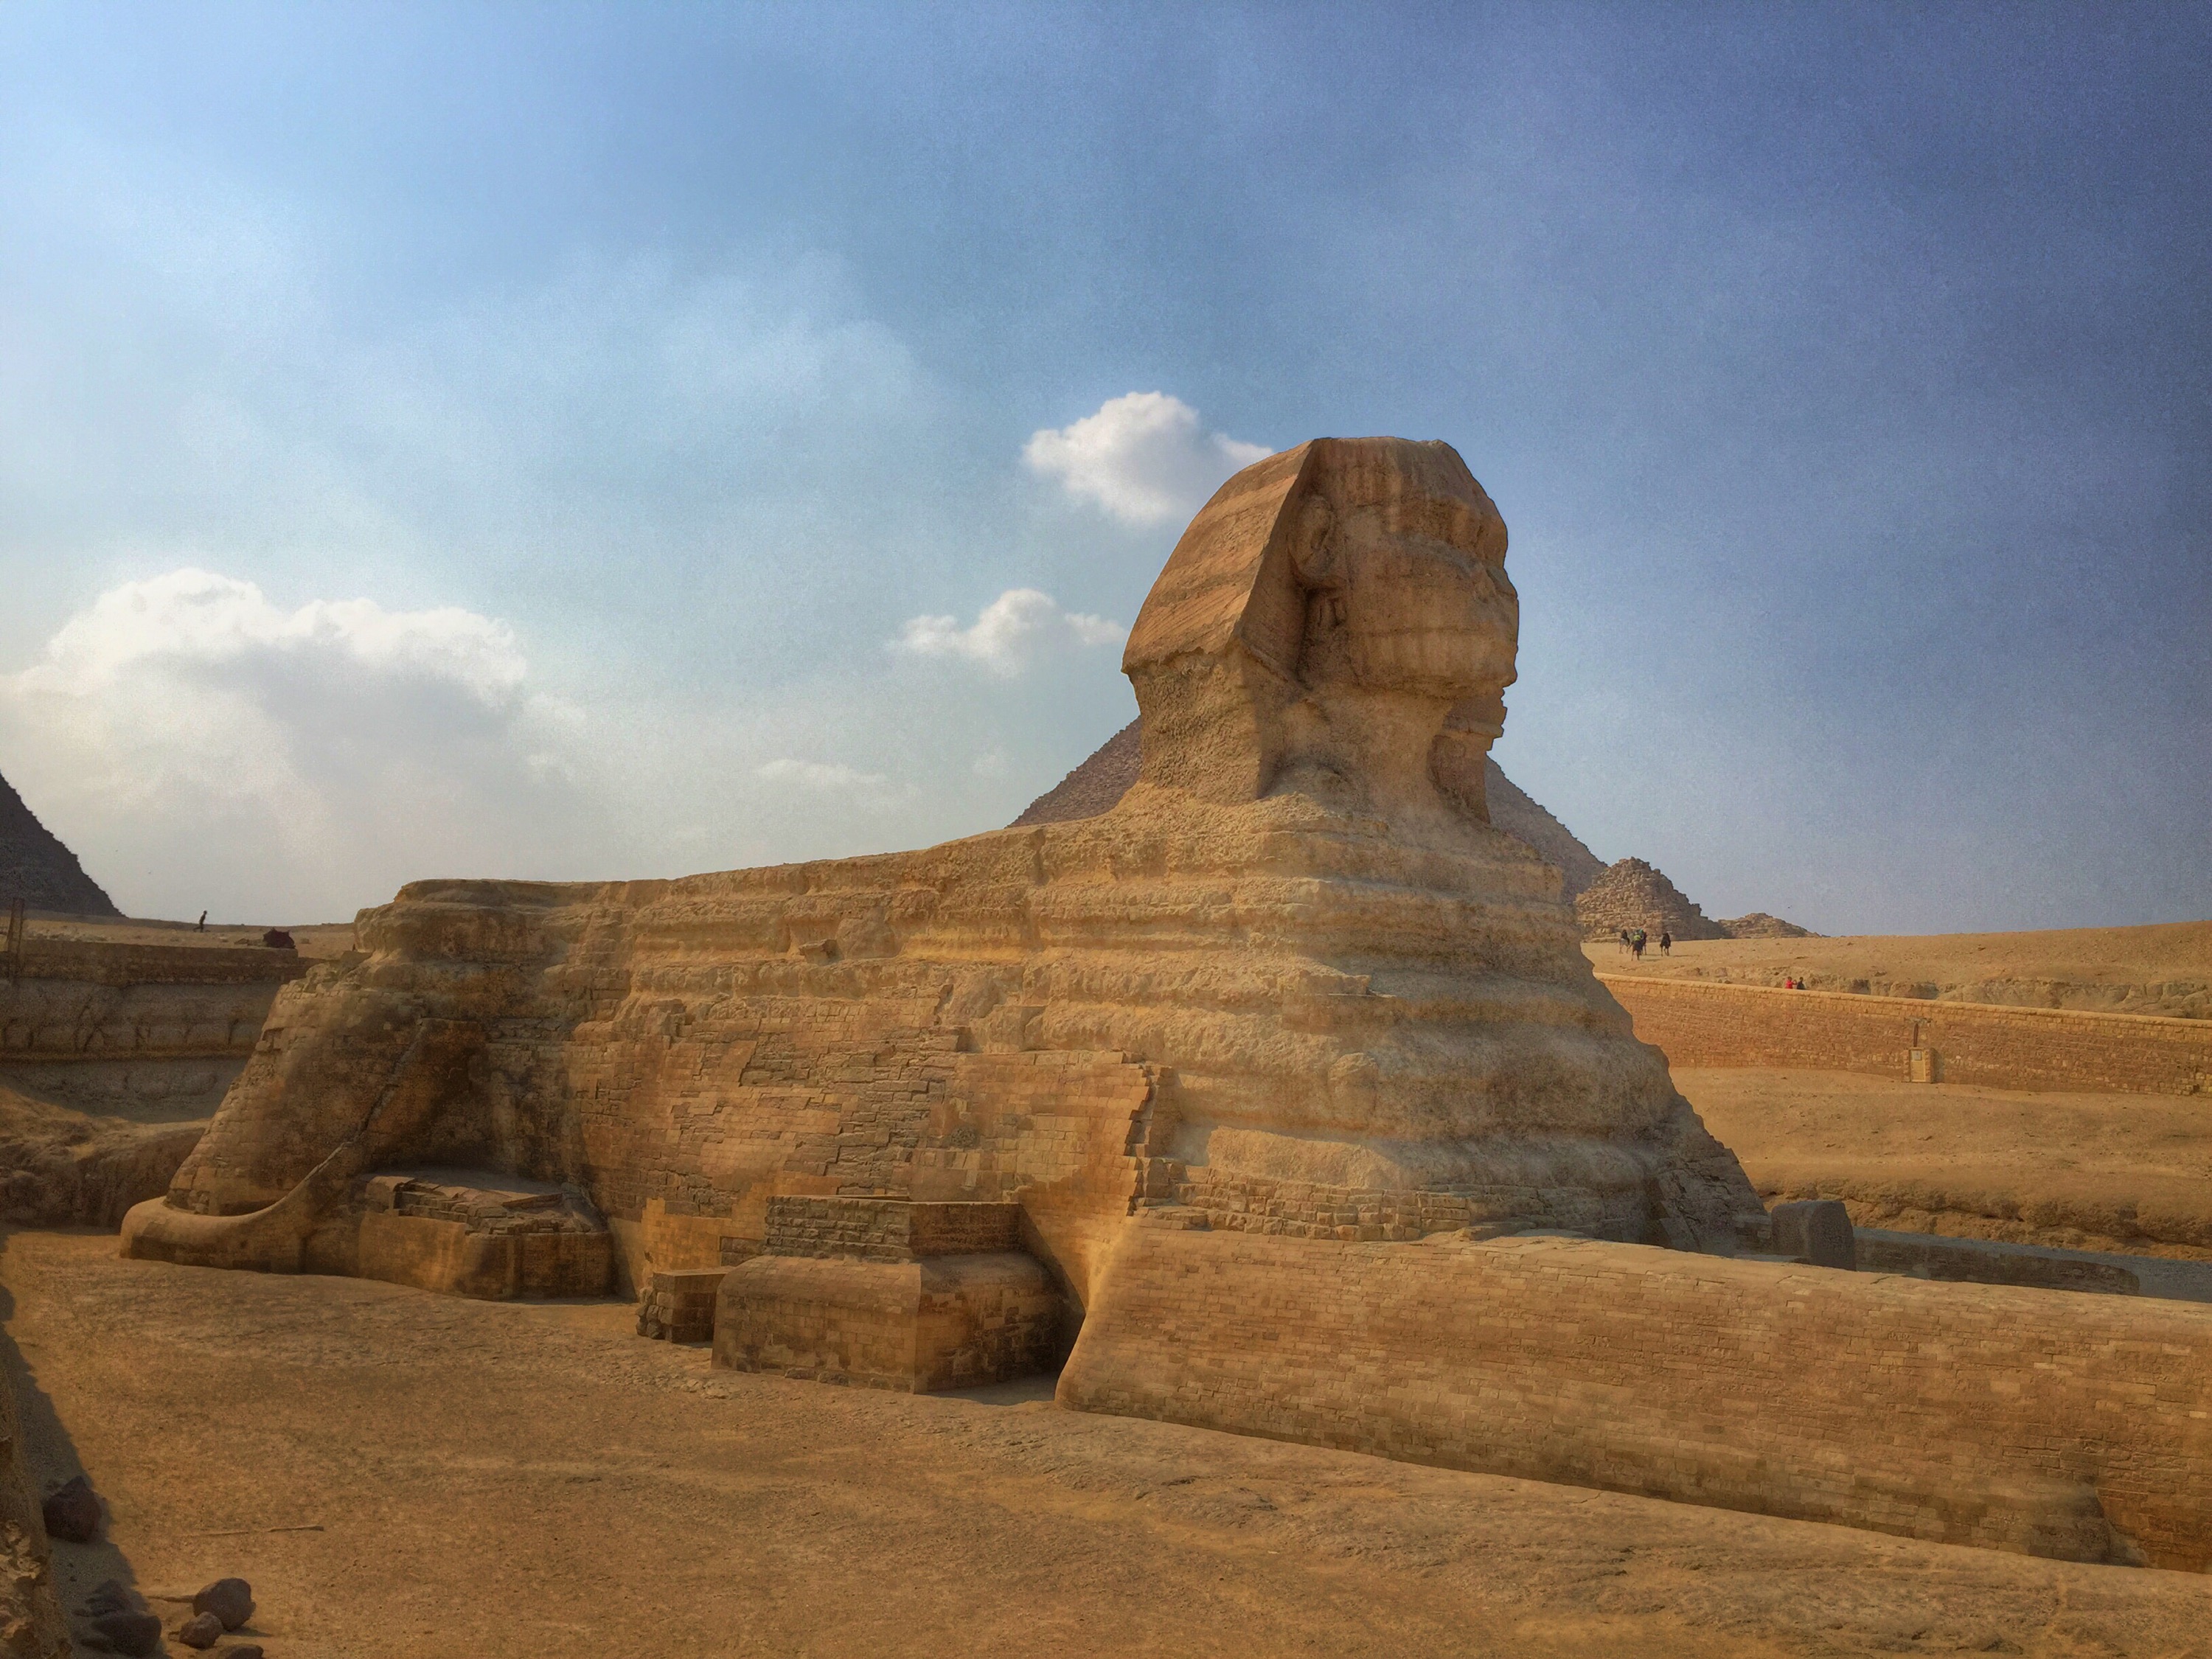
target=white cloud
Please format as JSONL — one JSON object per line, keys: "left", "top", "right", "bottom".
{"left": 19, "top": 569, "right": 527, "bottom": 700}
{"left": 754, "top": 758, "right": 888, "bottom": 791}
{"left": 893, "top": 588, "right": 1127, "bottom": 677}
{"left": 0, "top": 569, "right": 613, "bottom": 919}
{"left": 1023, "top": 392, "right": 1270, "bottom": 526}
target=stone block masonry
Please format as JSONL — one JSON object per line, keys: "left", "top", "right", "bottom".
{"left": 637, "top": 1267, "right": 729, "bottom": 1341}
{"left": 714, "top": 1197, "right": 1061, "bottom": 1391}
{"left": 762, "top": 1196, "right": 1025, "bottom": 1262}
{"left": 1602, "top": 975, "right": 2212, "bottom": 1096}
{"left": 1060, "top": 1225, "right": 2212, "bottom": 1571}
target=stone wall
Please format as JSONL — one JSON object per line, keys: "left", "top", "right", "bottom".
{"left": 1061, "top": 1225, "right": 2212, "bottom": 1571}
{"left": 715, "top": 1196, "right": 1064, "bottom": 1391}
{"left": 1601, "top": 974, "right": 2212, "bottom": 1096}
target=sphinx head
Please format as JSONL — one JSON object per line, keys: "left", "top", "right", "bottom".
{"left": 1121, "top": 437, "right": 1517, "bottom": 833}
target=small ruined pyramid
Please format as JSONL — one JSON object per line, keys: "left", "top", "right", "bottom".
{"left": 1573, "top": 857, "right": 1728, "bottom": 942}
{"left": 1013, "top": 717, "right": 1608, "bottom": 898}
{"left": 1714, "top": 911, "right": 1814, "bottom": 939}
{"left": 0, "top": 770, "right": 120, "bottom": 917}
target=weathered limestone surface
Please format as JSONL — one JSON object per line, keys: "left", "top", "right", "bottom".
{"left": 124, "top": 439, "right": 1761, "bottom": 1312}
{"left": 1060, "top": 1226, "right": 2212, "bottom": 1571}
{"left": 0, "top": 936, "right": 302, "bottom": 1228}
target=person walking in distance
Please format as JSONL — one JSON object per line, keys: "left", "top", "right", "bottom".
{"left": 1659, "top": 928, "right": 1672, "bottom": 956}
{"left": 1630, "top": 928, "right": 1647, "bottom": 961}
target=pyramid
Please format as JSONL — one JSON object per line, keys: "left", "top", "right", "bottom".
{"left": 1714, "top": 911, "right": 1815, "bottom": 939}
{"left": 0, "top": 771, "right": 119, "bottom": 917}
{"left": 1013, "top": 718, "right": 1607, "bottom": 897}
{"left": 1572, "top": 857, "right": 1728, "bottom": 942}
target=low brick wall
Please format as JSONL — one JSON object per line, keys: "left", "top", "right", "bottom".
{"left": 1601, "top": 975, "right": 2212, "bottom": 1096}
{"left": 1061, "top": 1225, "right": 2212, "bottom": 1570}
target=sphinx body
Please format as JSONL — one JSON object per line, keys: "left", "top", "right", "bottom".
{"left": 123, "top": 438, "right": 1762, "bottom": 1304}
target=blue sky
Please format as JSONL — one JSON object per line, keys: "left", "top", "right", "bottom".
{"left": 1, "top": 2, "right": 2205, "bottom": 931}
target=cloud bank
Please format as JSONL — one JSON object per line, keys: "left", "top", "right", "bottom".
{"left": 0, "top": 569, "right": 609, "bottom": 919}
{"left": 894, "top": 588, "right": 1126, "bottom": 676}
{"left": 754, "top": 757, "right": 888, "bottom": 793}
{"left": 1023, "top": 392, "right": 1269, "bottom": 526}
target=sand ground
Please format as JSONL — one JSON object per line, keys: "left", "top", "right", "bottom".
{"left": 9, "top": 1229, "right": 2210, "bottom": 1659}
{"left": 1585, "top": 921, "right": 2211, "bottom": 1019}
{"left": 21, "top": 915, "right": 356, "bottom": 960}
{"left": 1678, "top": 1067, "right": 2212, "bottom": 1257}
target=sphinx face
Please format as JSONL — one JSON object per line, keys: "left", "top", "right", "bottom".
{"left": 1335, "top": 526, "right": 1518, "bottom": 702}
{"left": 1290, "top": 442, "right": 1519, "bottom": 710}
{"left": 1122, "top": 436, "right": 1523, "bottom": 815}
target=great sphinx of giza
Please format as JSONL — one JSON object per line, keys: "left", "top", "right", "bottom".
{"left": 123, "top": 439, "right": 2212, "bottom": 1571}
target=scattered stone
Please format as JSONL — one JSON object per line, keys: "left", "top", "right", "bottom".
{"left": 80, "top": 1578, "right": 133, "bottom": 1615}
{"left": 193, "top": 1577, "right": 255, "bottom": 1630}
{"left": 175, "top": 1608, "right": 225, "bottom": 1647}
{"left": 225, "top": 1647, "right": 266, "bottom": 1659}
{"left": 86, "top": 1608, "right": 163, "bottom": 1657}
{"left": 41, "top": 1471, "right": 100, "bottom": 1542}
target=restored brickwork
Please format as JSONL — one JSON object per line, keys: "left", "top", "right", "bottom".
{"left": 319, "top": 1210, "right": 613, "bottom": 1301}
{"left": 1062, "top": 1226, "right": 2212, "bottom": 1569}
{"left": 636, "top": 1267, "right": 729, "bottom": 1341}
{"left": 1602, "top": 975, "right": 2212, "bottom": 1096}
{"left": 308, "top": 1172, "right": 614, "bottom": 1300}
{"left": 762, "top": 1195, "right": 1023, "bottom": 1261}
{"left": 716, "top": 1197, "right": 1064, "bottom": 1390}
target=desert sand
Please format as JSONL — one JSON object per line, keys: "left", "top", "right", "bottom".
{"left": 1589, "top": 921, "right": 2211, "bottom": 1020}
{"left": 1678, "top": 1065, "right": 2212, "bottom": 1259}
{"left": 13, "top": 1228, "right": 2211, "bottom": 1659}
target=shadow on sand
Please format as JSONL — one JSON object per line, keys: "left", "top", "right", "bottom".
{"left": 0, "top": 1225, "right": 153, "bottom": 1650}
